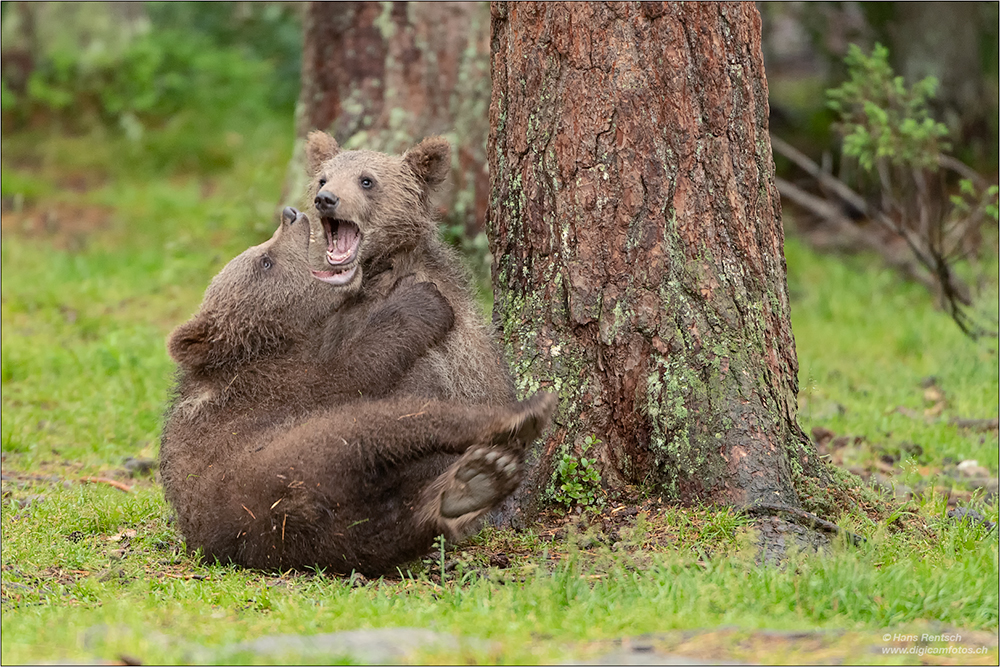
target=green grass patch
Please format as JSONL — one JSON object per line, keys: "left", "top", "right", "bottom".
{"left": 2, "top": 488, "right": 997, "bottom": 663}
{"left": 787, "top": 238, "right": 999, "bottom": 484}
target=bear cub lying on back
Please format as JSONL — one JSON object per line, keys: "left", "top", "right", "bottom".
{"left": 160, "top": 207, "right": 555, "bottom": 574}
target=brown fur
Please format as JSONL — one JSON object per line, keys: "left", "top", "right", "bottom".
{"left": 160, "top": 208, "right": 555, "bottom": 574}
{"left": 304, "top": 131, "right": 515, "bottom": 405}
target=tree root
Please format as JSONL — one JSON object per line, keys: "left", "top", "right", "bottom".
{"left": 741, "top": 502, "right": 866, "bottom": 547}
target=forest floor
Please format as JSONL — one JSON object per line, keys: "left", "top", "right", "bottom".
{"left": 2, "top": 124, "right": 998, "bottom": 665}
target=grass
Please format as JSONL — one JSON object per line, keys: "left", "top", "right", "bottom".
{"left": 788, "top": 239, "right": 999, "bottom": 487}
{"left": 2, "top": 120, "right": 998, "bottom": 664}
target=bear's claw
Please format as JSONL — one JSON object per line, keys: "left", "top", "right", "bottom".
{"left": 491, "top": 391, "right": 558, "bottom": 450}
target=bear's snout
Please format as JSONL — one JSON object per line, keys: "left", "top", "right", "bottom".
{"left": 314, "top": 191, "right": 340, "bottom": 214}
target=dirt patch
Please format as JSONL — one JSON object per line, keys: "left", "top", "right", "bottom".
{"left": 1, "top": 201, "right": 117, "bottom": 250}
{"left": 810, "top": 423, "right": 999, "bottom": 507}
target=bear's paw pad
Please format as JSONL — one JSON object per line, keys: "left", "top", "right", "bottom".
{"left": 439, "top": 447, "right": 520, "bottom": 518}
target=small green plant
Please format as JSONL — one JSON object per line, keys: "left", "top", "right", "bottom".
{"left": 826, "top": 43, "right": 950, "bottom": 172}
{"left": 435, "top": 533, "right": 447, "bottom": 582}
{"left": 812, "top": 42, "right": 999, "bottom": 338}
{"left": 553, "top": 435, "right": 603, "bottom": 509}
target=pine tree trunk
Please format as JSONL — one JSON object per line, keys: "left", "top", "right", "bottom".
{"left": 488, "top": 2, "right": 832, "bottom": 519}
{"left": 285, "top": 1, "right": 491, "bottom": 237}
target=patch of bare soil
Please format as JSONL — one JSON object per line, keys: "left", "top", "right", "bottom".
{"left": 1, "top": 200, "right": 117, "bottom": 250}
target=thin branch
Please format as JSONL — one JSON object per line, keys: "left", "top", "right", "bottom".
{"left": 775, "top": 177, "right": 938, "bottom": 294}
{"left": 939, "top": 154, "right": 988, "bottom": 188}
{"left": 80, "top": 477, "right": 132, "bottom": 493}
{"left": 772, "top": 135, "right": 872, "bottom": 215}
{"left": 771, "top": 134, "right": 987, "bottom": 337}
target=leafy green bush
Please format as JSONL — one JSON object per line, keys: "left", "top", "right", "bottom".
{"left": 144, "top": 2, "right": 302, "bottom": 111}
{"left": 2, "top": 3, "right": 300, "bottom": 139}
{"left": 827, "top": 43, "right": 951, "bottom": 171}
{"left": 23, "top": 29, "right": 273, "bottom": 132}
{"left": 819, "top": 42, "right": 998, "bottom": 338}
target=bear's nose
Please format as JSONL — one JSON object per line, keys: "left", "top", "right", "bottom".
{"left": 314, "top": 191, "right": 340, "bottom": 213}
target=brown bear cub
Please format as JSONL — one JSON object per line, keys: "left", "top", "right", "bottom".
{"left": 160, "top": 207, "right": 556, "bottom": 574}
{"left": 303, "top": 131, "right": 515, "bottom": 406}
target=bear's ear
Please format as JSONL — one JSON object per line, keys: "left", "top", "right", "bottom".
{"left": 403, "top": 137, "right": 451, "bottom": 193}
{"left": 306, "top": 131, "right": 340, "bottom": 176}
{"left": 167, "top": 315, "right": 216, "bottom": 369}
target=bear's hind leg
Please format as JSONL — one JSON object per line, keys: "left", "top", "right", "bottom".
{"left": 486, "top": 391, "right": 557, "bottom": 450}
{"left": 417, "top": 392, "right": 557, "bottom": 541}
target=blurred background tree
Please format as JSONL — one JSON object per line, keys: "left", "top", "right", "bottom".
{"left": 284, "top": 2, "right": 493, "bottom": 285}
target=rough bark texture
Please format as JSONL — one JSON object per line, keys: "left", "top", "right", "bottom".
{"left": 285, "top": 1, "right": 491, "bottom": 237}
{"left": 489, "top": 2, "right": 828, "bottom": 519}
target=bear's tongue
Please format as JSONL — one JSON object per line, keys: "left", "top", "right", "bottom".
{"left": 325, "top": 219, "right": 360, "bottom": 265}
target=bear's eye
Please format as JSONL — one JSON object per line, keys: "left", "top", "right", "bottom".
{"left": 261, "top": 255, "right": 273, "bottom": 270}
{"left": 318, "top": 178, "right": 327, "bottom": 188}
{"left": 360, "top": 177, "right": 374, "bottom": 190}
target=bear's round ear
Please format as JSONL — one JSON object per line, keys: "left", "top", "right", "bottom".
{"left": 167, "top": 316, "right": 216, "bottom": 369}
{"left": 403, "top": 136, "right": 451, "bottom": 193}
{"left": 306, "top": 131, "right": 340, "bottom": 176}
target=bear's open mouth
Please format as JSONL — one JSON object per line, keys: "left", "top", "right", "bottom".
{"left": 322, "top": 218, "right": 361, "bottom": 266}
{"left": 310, "top": 217, "right": 362, "bottom": 286}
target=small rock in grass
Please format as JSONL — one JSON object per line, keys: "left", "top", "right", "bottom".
{"left": 123, "top": 457, "right": 157, "bottom": 477}
{"left": 212, "top": 628, "right": 476, "bottom": 664}
{"left": 947, "top": 507, "right": 996, "bottom": 531}
{"left": 956, "top": 459, "right": 990, "bottom": 477}
{"left": 489, "top": 553, "right": 511, "bottom": 568}
{"left": 956, "top": 460, "right": 990, "bottom": 478}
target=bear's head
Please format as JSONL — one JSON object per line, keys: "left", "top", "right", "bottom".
{"left": 304, "top": 132, "right": 451, "bottom": 291}
{"left": 168, "top": 207, "right": 342, "bottom": 373}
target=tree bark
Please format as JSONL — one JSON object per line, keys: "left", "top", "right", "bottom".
{"left": 285, "top": 1, "right": 492, "bottom": 238}
{"left": 488, "top": 2, "right": 831, "bottom": 519}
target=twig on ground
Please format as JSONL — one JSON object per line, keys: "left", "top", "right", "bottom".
{"left": 80, "top": 477, "right": 132, "bottom": 492}
{"left": 949, "top": 417, "right": 1000, "bottom": 432}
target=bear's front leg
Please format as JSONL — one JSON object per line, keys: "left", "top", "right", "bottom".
{"left": 318, "top": 279, "right": 455, "bottom": 400}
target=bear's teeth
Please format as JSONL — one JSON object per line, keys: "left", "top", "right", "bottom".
{"left": 324, "top": 218, "right": 360, "bottom": 265}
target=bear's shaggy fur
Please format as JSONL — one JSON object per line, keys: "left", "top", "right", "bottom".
{"left": 304, "top": 132, "right": 515, "bottom": 405}
{"left": 160, "top": 208, "right": 555, "bottom": 574}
